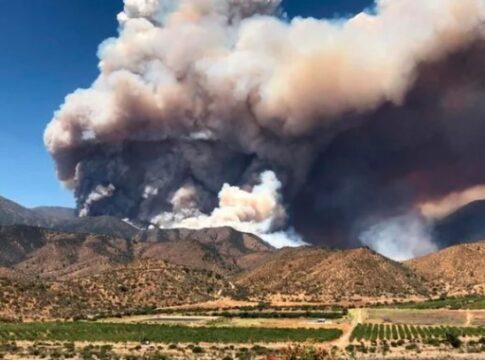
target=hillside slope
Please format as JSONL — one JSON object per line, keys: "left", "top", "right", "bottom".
{"left": 135, "top": 227, "right": 274, "bottom": 273}
{"left": 0, "top": 225, "right": 273, "bottom": 279}
{"left": 406, "top": 240, "right": 485, "bottom": 295}
{"left": 0, "top": 197, "right": 271, "bottom": 270}
{"left": 0, "top": 196, "right": 45, "bottom": 227}
{"left": 237, "top": 247, "right": 429, "bottom": 302}
{"left": 0, "top": 225, "right": 133, "bottom": 279}
{"left": 0, "top": 259, "right": 233, "bottom": 320}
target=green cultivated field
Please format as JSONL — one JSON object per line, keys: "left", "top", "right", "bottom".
{"left": 0, "top": 322, "right": 342, "bottom": 344}
{"left": 388, "top": 296, "right": 485, "bottom": 310}
{"left": 350, "top": 323, "right": 485, "bottom": 342}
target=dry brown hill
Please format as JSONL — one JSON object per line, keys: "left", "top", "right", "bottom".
{"left": 0, "top": 225, "right": 132, "bottom": 279}
{"left": 0, "top": 225, "right": 273, "bottom": 279}
{"left": 136, "top": 227, "right": 272, "bottom": 253}
{"left": 134, "top": 227, "right": 274, "bottom": 273}
{"left": 406, "top": 240, "right": 485, "bottom": 296}
{"left": 134, "top": 239, "right": 234, "bottom": 273}
{"left": 0, "top": 225, "right": 269, "bottom": 320}
{"left": 54, "top": 259, "right": 234, "bottom": 318}
{"left": 2, "top": 217, "right": 485, "bottom": 317}
{"left": 0, "top": 259, "right": 233, "bottom": 321}
{"left": 236, "top": 246, "right": 429, "bottom": 302}
{"left": 0, "top": 225, "right": 48, "bottom": 266}
{"left": 14, "top": 232, "right": 133, "bottom": 280}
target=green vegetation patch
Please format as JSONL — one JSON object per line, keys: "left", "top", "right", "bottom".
{"left": 0, "top": 322, "right": 342, "bottom": 344}
{"left": 388, "top": 296, "right": 485, "bottom": 310}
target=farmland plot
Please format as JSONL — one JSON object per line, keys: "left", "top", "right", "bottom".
{"left": 350, "top": 323, "right": 485, "bottom": 342}
{"left": 366, "top": 309, "right": 469, "bottom": 326}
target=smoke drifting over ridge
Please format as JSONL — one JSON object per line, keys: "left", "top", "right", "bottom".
{"left": 45, "top": 0, "right": 485, "bottom": 257}
{"left": 293, "top": 39, "right": 485, "bottom": 257}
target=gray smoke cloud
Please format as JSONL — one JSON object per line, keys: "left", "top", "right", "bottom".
{"left": 45, "top": 0, "right": 485, "bottom": 251}
{"left": 359, "top": 212, "right": 437, "bottom": 261}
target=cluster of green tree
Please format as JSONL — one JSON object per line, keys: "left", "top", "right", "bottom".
{"left": 385, "top": 295, "right": 485, "bottom": 310}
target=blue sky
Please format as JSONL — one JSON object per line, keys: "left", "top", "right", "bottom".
{"left": 0, "top": 0, "right": 371, "bottom": 208}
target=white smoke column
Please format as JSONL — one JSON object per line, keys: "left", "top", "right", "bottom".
{"left": 359, "top": 212, "right": 438, "bottom": 261}
{"left": 79, "top": 184, "right": 116, "bottom": 217}
{"left": 152, "top": 171, "right": 306, "bottom": 248}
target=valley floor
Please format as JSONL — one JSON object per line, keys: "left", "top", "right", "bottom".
{"left": 0, "top": 303, "right": 484, "bottom": 359}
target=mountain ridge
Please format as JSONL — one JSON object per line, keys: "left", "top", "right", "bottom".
{"left": 0, "top": 195, "right": 139, "bottom": 239}
{"left": 0, "top": 195, "right": 484, "bottom": 319}
{"left": 406, "top": 239, "right": 485, "bottom": 296}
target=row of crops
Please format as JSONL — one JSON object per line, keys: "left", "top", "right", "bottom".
{"left": 350, "top": 323, "right": 485, "bottom": 342}
{"left": 0, "top": 322, "right": 342, "bottom": 343}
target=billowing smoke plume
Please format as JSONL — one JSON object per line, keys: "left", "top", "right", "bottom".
{"left": 151, "top": 170, "right": 305, "bottom": 247}
{"left": 293, "top": 38, "right": 485, "bottom": 256}
{"left": 45, "top": 0, "right": 485, "bottom": 254}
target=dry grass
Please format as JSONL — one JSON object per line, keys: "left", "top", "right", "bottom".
{"left": 364, "top": 308, "right": 476, "bottom": 326}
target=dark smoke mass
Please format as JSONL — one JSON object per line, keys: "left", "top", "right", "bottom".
{"left": 45, "top": 0, "right": 485, "bottom": 258}
{"left": 293, "top": 40, "right": 485, "bottom": 258}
